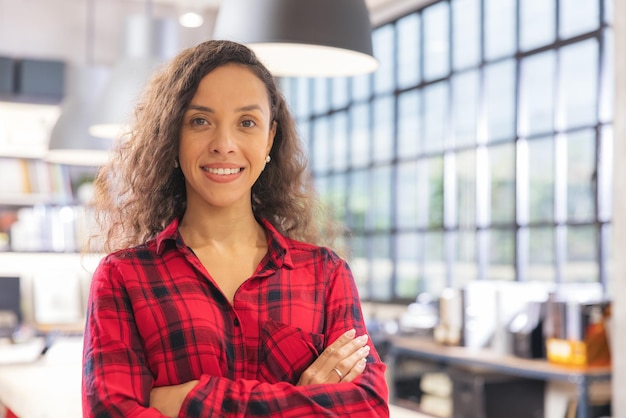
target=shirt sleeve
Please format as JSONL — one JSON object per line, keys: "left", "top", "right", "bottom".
{"left": 82, "top": 257, "right": 167, "bottom": 418}
{"left": 178, "top": 251, "right": 390, "bottom": 418}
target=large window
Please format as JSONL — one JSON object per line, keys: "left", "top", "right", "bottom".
{"left": 281, "top": 0, "right": 613, "bottom": 302}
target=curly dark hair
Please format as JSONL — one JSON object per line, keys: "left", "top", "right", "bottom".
{"left": 91, "top": 40, "right": 338, "bottom": 253}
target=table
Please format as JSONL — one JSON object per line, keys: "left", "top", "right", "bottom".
{"left": 387, "top": 336, "right": 612, "bottom": 418}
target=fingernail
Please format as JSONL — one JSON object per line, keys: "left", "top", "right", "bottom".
{"left": 359, "top": 345, "right": 370, "bottom": 355}
{"left": 356, "top": 334, "right": 368, "bottom": 344}
{"left": 357, "top": 358, "right": 367, "bottom": 368}
{"left": 344, "top": 329, "right": 356, "bottom": 338}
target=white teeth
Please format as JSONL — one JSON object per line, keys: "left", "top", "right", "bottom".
{"left": 206, "top": 167, "right": 242, "bottom": 175}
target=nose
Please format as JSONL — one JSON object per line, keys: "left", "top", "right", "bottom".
{"left": 210, "top": 125, "right": 237, "bottom": 155}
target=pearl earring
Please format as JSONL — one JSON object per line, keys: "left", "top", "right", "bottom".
{"left": 174, "top": 159, "right": 179, "bottom": 168}
{"left": 265, "top": 155, "right": 271, "bottom": 163}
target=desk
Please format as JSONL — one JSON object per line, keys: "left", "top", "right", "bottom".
{"left": 387, "top": 337, "right": 611, "bottom": 418}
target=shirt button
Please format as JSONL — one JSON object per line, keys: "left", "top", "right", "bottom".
{"left": 234, "top": 318, "right": 240, "bottom": 327}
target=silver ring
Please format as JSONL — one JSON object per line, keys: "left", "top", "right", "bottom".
{"left": 332, "top": 367, "right": 343, "bottom": 380}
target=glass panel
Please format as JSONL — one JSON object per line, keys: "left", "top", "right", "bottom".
{"left": 598, "top": 125, "right": 613, "bottom": 222}
{"left": 423, "top": 2, "right": 450, "bottom": 81}
{"left": 314, "top": 176, "right": 329, "bottom": 204}
{"left": 520, "top": 0, "right": 556, "bottom": 51}
{"left": 371, "top": 165, "right": 392, "bottom": 231}
{"left": 371, "top": 235, "right": 393, "bottom": 300}
{"left": 487, "top": 229, "right": 516, "bottom": 280}
{"left": 452, "top": 230, "right": 477, "bottom": 288}
{"left": 604, "top": 0, "right": 613, "bottom": 25}
{"left": 489, "top": 143, "right": 515, "bottom": 224}
{"left": 456, "top": 149, "right": 476, "bottom": 227}
{"left": 426, "top": 156, "right": 445, "bottom": 228}
{"left": 452, "top": 0, "right": 480, "bottom": 70}
{"left": 332, "top": 111, "right": 349, "bottom": 172}
{"left": 563, "top": 225, "right": 597, "bottom": 283}
{"left": 352, "top": 72, "right": 371, "bottom": 103}
{"left": 397, "top": 13, "right": 421, "bottom": 89}
{"left": 350, "top": 103, "right": 370, "bottom": 168}
{"left": 349, "top": 234, "right": 369, "bottom": 299}
{"left": 396, "top": 160, "right": 420, "bottom": 229}
{"left": 294, "top": 77, "right": 310, "bottom": 119}
{"left": 600, "top": 29, "right": 614, "bottom": 123}
{"left": 528, "top": 137, "right": 554, "bottom": 223}
{"left": 519, "top": 50, "right": 556, "bottom": 137}
{"left": 484, "top": 0, "right": 516, "bottom": 61}
{"left": 372, "top": 95, "right": 395, "bottom": 163}
{"left": 373, "top": 24, "right": 396, "bottom": 95}
{"left": 312, "top": 77, "right": 329, "bottom": 115}
{"left": 330, "top": 173, "right": 348, "bottom": 223}
{"left": 348, "top": 170, "right": 369, "bottom": 233}
{"left": 527, "top": 226, "right": 555, "bottom": 282}
{"left": 423, "top": 231, "right": 446, "bottom": 295}
{"left": 484, "top": 59, "right": 516, "bottom": 142}
{"left": 452, "top": 70, "right": 479, "bottom": 147}
{"left": 396, "top": 232, "right": 421, "bottom": 299}
{"left": 398, "top": 89, "right": 421, "bottom": 158}
{"left": 559, "top": 39, "right": 598, "bottom": 129}
{"left": 312, "top": 117, "right": 330, "bottom": 174}
{"left": 423, "top": 81, "right": 449, "bottom": 153}
{"left": 298, "top": 120, "right": 311, "bottom": 156}
{"left": 567, "top": 129, "right": 596, "bottom": 222}
{"left": 331, "top": 77, "right": 350, "bottom": 110}
{"left": 560, "top": 0, "right": 599, "bottom": 39}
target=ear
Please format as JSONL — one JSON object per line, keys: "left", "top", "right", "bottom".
{"left": 266, "top": 120, "right": 277, "bottom": 155}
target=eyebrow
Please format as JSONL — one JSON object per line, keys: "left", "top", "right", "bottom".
{"left": 186, "top": 104, "right": 265, "bottom": 113}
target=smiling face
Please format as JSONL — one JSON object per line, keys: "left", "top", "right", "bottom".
{"left": 179, "top": 63, "right": 276, "bottom": 213}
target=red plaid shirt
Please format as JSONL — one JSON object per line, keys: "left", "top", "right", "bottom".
{"left": 82, "top": 218, "right": 389, "bottom": 417}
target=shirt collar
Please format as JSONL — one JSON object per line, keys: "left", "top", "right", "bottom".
{"left": 155, "top": 217, "right": 293, "bottom": 270}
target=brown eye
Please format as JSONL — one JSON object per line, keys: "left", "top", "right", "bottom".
{"left": 241, "top": 119, "right": 256, "bottom": 128}
{"left": 191, "top": 117, "right": 208, "bottom": 126}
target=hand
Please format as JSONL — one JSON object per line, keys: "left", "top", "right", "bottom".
{"left": 150, "top": 380, "right": 199, "bottom": 417}
{"left": 297, "top": 329, "right": 370, "bottom": 386}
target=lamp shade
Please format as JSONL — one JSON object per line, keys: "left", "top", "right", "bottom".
{"left": 213, "top": 0, "right": 378, "bottom": 77}
{"left": 89, "top": 14, "right": 178, "bottom": 139}
{"left": 47, "top": 65, "right": 112, "bottom": 166}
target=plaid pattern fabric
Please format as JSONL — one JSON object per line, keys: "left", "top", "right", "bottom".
{"left": 82, "top": 218, "right": 389, "bottom": 417}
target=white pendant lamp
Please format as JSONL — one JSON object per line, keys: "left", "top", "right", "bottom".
{"left": 47, "top": 65, "right": 111, "bottom": 166}
{"left": 89, "top": 11, "right": 178, "bottom": 139}
{"left": 212, "top": 0, "right": 378, "bottom": 78}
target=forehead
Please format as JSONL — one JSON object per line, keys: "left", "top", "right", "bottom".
{"left": 194, "top": 63, "right": 270, "bottom": 104}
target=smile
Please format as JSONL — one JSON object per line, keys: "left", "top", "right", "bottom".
{"left": 203, "top": 167, "right": 243, "bottom": 175}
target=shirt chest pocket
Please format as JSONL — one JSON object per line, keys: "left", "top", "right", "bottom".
{"left": 258, "top": 320, "right": 325, "bottom": 385}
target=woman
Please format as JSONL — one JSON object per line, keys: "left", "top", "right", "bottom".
{"left": 82, "top": 40, "right": 389, "bottom": 417}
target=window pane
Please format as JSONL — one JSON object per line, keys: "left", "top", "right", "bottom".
{"left": 560, "top": 0, "right": 599, "bottom": 39}
{"left": 372, "top": 95, "right": 395, "bottom": 163}
{"left": 520, "top": 51, "right": 556, "bottom": 136}
{"left": 598, "top": 125, "right": 613, "bottom": 222}
{"left": 329, "top": 174, "right": 348, "bottom": 223}
{"left": 348, "top": 170, "right": 369, "bottom": 232}
{"left": 452, "top": 230, "right": 477, "bottom": 287}
{"left": 294, "top": 77, "right": 310, "bottom": 119}
{"left": 423, "top": 81, "right": 449, "bottom": 153}
{"left": 484, "top": 59, "right": 516, "bottom": 141}
{"left": 563, "top": 225, "right": 598, "bottom": 283}
{"left": 520, "top": 0, "right": 556, "bottom": 51}
{"left": 423, "top": 231, "right": 446, "bottom": 294}
{"left": 600, "top": 29, "right": 614, "bottom": 123}
{"left": 567, "top": 129, "right": 596, "bottom": 222}
{"left": 313, "top": 77, "right": 329, "bottom": 115}
{"left": 487, "top": 229, "right": 515, "bottom": 280}
{"left": 528, "top": 137, "right": 554, "bottom": 223}
{"left": 426, "top": 156, "right": 445, "bottom": 228}
{"left": 373, "top": 24, "right": 395, "bottom": 95}
{"left": 352, "top": 73, "right": 371, "bottom": 102}
{"left": 372, "top": 165, "right": 392, "bottom": 231}
{"left": 398, "top": 90, "right": 421, "bottom": 158}
{"left": 559, "top": 39, "right": 599, "bottom": 129}
{"left": 397, "top": 13, "right": 421, "bottom": 88}
{"left": 396, "top": 161, "right": 420, "bottom": 229}
{"left": 312, "top": 117, "right": 330, "bottom": 174}
{"left": 452, "top": 0, "right": 480, "bottom": 70}
{"left": 527, "top": 226, "right": 555, "bottom": 282}
{"left": 371, "top": 235, "right": 393, "bottom": 301}
{"left": 396, "top": 232, "right": 421, "bottom": 299}
{"left": 484, "top": 0, "right": 516, "bottom": 60}
{"left": 298, "top": 120, "right": 311, "bottom": 156}
{"left": 456, "top": 150, "right": 476, "bottom": 227}
{"left": 350, "top": 103, "right": 370, "bottom": 168}
{"left": 489, "top": 143, "right": 515, "bottom": 224}
{"left": 332, "top": 111, "right": 349, "bottom": 172}
{"left": 331, "top": 77, "right": 350, "bottom": 110}
{"left": 349, "top": 234, "right": 369, "bottom": 299}
{"left": 452, "top": 70, "right": 479, "bottom": 147}
{"left": 423, "top": 2, "right": 450, "bottom": 81}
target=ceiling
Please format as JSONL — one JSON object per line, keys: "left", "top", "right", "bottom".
{"left": 0, "top": 0, "right": 427, "bottom": 161}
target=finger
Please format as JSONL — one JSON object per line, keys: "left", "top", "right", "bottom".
{"left": 298, "top": 330, "right": 362, "bottom": 385}
{"left": 339, "top": 357, "right": 368, "bottom": 383}
{"left": 330, "top": 343, "right": 370, "bottom": 383}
